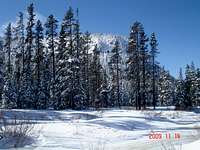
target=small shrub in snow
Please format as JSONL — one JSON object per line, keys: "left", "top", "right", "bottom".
{"left": 0, "top": 111, "right": 34, "bottom": 148}
{"left": 82, "top": 140, "right": 106, "bottom": 150}
{"left": 161, "top": 141, "right": 177, "bottom": 150}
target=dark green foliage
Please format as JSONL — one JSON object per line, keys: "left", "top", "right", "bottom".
{"left": 0, "top": 4, "right": 199, "bottom": 111}
{"left": 108, "top": 40, "right": 122, "bottom": 107}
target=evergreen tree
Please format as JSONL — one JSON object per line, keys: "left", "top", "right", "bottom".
{"left": 81, "top": 31, "right": 92, "bottom": 107}
{"left": 45, "top": 14, "right": 58, "bottom": 104}
{"left": 158, "top": 67, "right": 174, "bottom": 106}
{"left": 0, "top": 4, "right": 197, "bottom": 110}
{"left": 34, "top": 20, "right": 45, "bottom": 109}
{"left": 89, "top": 45, "right": 103, "bottom": 108}
{"left": 21, "top": 3, "right": 35, "bottom": 109}
{"left": 108, "top": 40, "right": 122, "bottom": 108}
{"left": 55, "top": 25, "right": 66, "bottom": 109}
{"left": 42, "top": 49, "right": 51, "bottom": 109}
{"left": 3, "top": 23, "right": 17, "bottom": 108}
{"left": 150, "top": 32, "right": 159, "bottom": 109}
{"left": 73, "top": 10, "right": 86, "bottom": 109}
{"left": 55, "top": 7, "right": 77, "bottom": 109}
{"left": 184, "top": 63, "right": 196, "bottom": 108}
{"left": 99, "top": 69, "right": 110, "bottom": 108}
{"left": 126, "top": 22, "right": 145, "bottom": 110}
{"left": 14, "top": 52, "right": 22, "bottom": 108}
{"left": 13, "top": 12, "right": 25, "bottom": 72}
{"left": 195, "top": 68, "right": 200, "bottom": 106}
{"left": 190, "top": 62, "right": 197, "bottom": 106}
{"left": 140, "top": 30, "right": 149, "bottom": 109}
{"left": 4, "top": 23, "right": 12, "bottom": 77}
{"left": 175, "top": 68, "right": 185, "bottom": 109}
{"left": 13, "top": 12, "right": 25, "bottom": 108}
{"left": 0, "top": 40, "right": 5, "bottom": 107}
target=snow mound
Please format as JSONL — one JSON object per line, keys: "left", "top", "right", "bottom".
{"left": 0, "top": 109, "right": 199, "bottom": 149}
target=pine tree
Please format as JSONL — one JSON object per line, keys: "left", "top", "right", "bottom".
{"left": 195, "top": 68, "right": 200, "bottom": 106}
{"left": 42, "top": 49, "right": 51, "bottom": 109}
{"left": 14, "top": 52, "right": 22, "bottom": 108}
{"left": 13, "top": 12, "right": 25, "bottom": 72}
{"left": 99, "top": 69, "right": 110, "bottom": 108}
{"left": 45, "top": 14, "right": 58, "bottom": 104}
{"left": 89, "top": 45, "right": 103, "bottom": 108}
{"left": 158, "top": 67, "right": 174, "bottom": 106}
{"left": 55, "top": 25, "right": 66, "bottom": 109}
{"left": 150, "top": 32, "right": 159, "bottom": 109}
{"left": 0, "top": 40, "right": 5, "bottom": 107}
{"left": 21, "top": 3, "right": 35, "bottom": 109}
{"left": 108, "top": 40, "right": 122, "bottom": 108}
{"left": 81, "top": 31, "right": 92, "bottom": 107}
{"left": 190, "top": 62, "right": 197, "bottom": 107}
{"left": 175, "top": 68, "right": 185, "bottom": 109}
{"left": 140, "top": 30, "right": 149, "bottom": 109}
{"left": 13, "top": 12, "right": 25, "bottom": 108}
{"left": 184, "top": 65, "right": 192, "bottom": 108}
{"left": 0, "top": 4, "right": 195, "bottom": 111}
{"left": 126, "top": 22, "right": 144, "bottom": 110}
{"left": 4, "top": 23, "right": 12, "bottom": 77}
{"left": 3, "top": 23, "right": 17, "bottom": 108}
{"left": 184, "top": 63, "right": 196, "bottom": 108}
{"left": 55, "top": 7, "right": 85, "bottom": 110}
{"left": 73, "top": 10, "right": 86, "bottom": 110}
{"left": 33, "top": 20, "right": 45, "bottom": 109}
{"left": 55, "top": 7, "right": 77, "bottom": 109}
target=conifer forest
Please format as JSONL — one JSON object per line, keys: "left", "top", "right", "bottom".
{"left": 0, "top": 2, "right": 200, "bottom": 149}
{"left": 0, "top": 4, "right": 199, "bottom": 110}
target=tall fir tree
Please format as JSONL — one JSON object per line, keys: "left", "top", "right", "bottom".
{"left": 42, "top": 48, "right": 52, "bottom": 109}
{"left": 34, "top": 20, "right": 45, "bottom": 109}
{"left": 21, "top": 3, "right": 35, "bottom": 109}
{"left": 99, "top": 69, "right": 110, "bottom": 108}
{"left": 175, "top": 68, "right": 185, "bottom": 109}
{"left": 127, "top": 22, "right": 146, "bottom": 110}
{"left": 55, "top": 7, "right": 77, "bottom": 109}
{"left": 89, "top": 45, "right": 103, "bottom": 108}
{"left": 0, "top": 40, "right": 5, "bottom": 107}
{"left": 73, "top": 10, "right": 86, "bottom": 109}
{"left": 81, "top": 31, "right": 92, "bottom": 107}
{"left": 45, "top": 14, "right": 58, "bottom": 105}
{"left": 4, "top": 24, "right": 12, "bottom": 77}
{"left": 14, "top": 53, "right": 22, "bottom": 108}
{"left": 13, "top": 12, "right": 25, "bottom": 71}
{"left": 55, "top": 25, "right": 66, "bottom": 109}
{"left": 195, "top": 68, "right": 200, "bottom": 106}
{"left": 150, "top": 32, "right": 159, "bottom": 109}
{"left": 158, "top": 67, "right": 174, "bottom": 106}
{"left": 3, "top": 23, "right": 17, "bottom": 108}
{"left": 140, "top": 30, "right": 149, "bottom": 109}
{"left": 184, "top": 63, "right": 196, "bottom": 108}
{"left": 190, "top": 62, "right": 197, "bottom": 106}
{"left": 1, "top": 4, "right": 198, "bottom": 110}
{"left": 108, "top": 40, "right": 122, "bottom": 108}
{"left": 13, "top": 12, "right": 25, "bottom": 108}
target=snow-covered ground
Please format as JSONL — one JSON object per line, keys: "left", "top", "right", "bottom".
{"left": 0, "top": 109, "right": 200, "bottom": 150}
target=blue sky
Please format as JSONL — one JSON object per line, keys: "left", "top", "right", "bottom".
{"left": 0, "top": 0, "right": 200, "bottom": 77}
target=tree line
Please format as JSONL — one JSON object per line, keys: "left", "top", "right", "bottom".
{"left": 0, "top": 4, "right": 199, "bottom": 110}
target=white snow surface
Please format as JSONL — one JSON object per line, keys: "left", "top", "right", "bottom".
{"left": 0, "top": 108, "right": 200, "bottom": 150}
{"left": 90, "top": 33, "right": 128, "bottom": 53}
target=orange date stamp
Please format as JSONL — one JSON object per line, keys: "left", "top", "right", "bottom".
{"left": 149, "top": 132, "right": 181, "bottom": 140}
